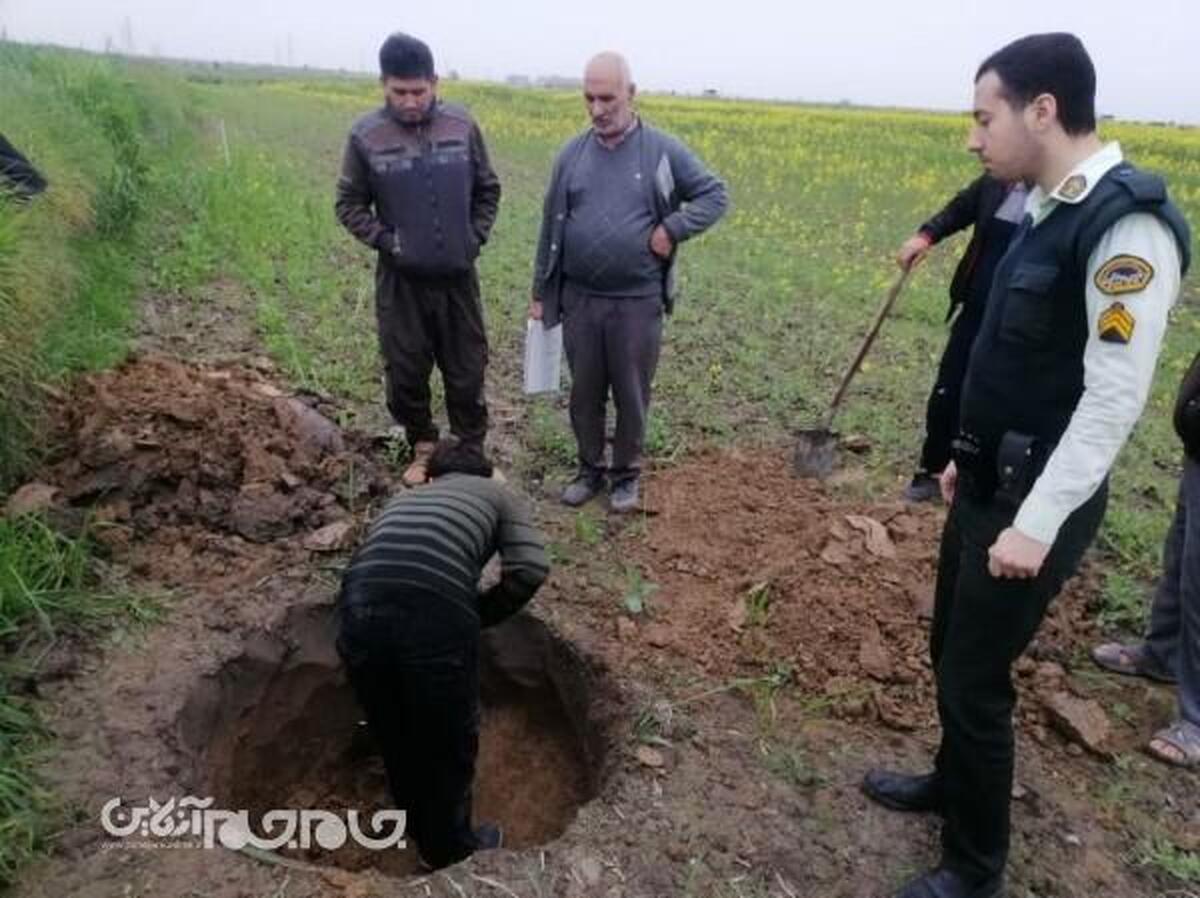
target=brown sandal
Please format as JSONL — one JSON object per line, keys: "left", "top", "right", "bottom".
{"left": 401, "top": 441, "right": 436, "bottom": 487}
{"left": 1147, "top": 720, "right": 1200, "bottom": 768}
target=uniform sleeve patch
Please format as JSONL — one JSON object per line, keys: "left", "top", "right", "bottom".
{"left": 1098, "top": 301, "right": 1136, "bottom": 344}
{"left": 1095, "top": 254, "right": 1155, "bottom": 296}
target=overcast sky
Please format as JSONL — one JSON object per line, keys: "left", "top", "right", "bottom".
{"left": 3, "top": 0, "right": 1197, "bottom": 123}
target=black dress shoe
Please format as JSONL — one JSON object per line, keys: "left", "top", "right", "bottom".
{"left": 862, "top": 768, "right": 943, "bottom": 813}
{"left": 892, "top": 868, "right": 1004, "bottom": 898}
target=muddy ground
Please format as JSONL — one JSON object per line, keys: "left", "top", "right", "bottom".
{"left": 5, "top": 284, "right": 1198, "bottom": 898}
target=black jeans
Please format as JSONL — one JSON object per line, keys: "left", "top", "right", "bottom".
{"left": 918, "top": 303, "right": 985, "bottom": 475}
{"left": 374, "top": 264, "right": 489, "bottom": 448}
{"left": 931, "top": 480, "right": 1107, "bottom": 882}
{"left": 336, "top": 588, "right": 481, "bottom": 868}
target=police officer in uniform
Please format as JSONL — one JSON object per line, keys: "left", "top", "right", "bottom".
{"left": 336, "top": 33, "right": 501, "bottom": 487}
{"left": 862, "top": 33, "right": 1190, "bottom": 898}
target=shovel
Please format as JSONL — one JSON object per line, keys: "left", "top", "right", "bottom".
{"left": 794, "top": 266, "right": 914, "bottom": 478}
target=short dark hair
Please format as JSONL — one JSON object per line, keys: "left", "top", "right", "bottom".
{"left": 976, "top": 33, "right": 1096, "bottom": 135}
{"left": 426, "top": 439, "right": 494, "bottom": 479}
{"left": 379, "top": 32, "right": 435, "bottom": 80}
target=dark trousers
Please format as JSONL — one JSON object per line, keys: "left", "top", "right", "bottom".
{"left": 919, "top": 303, "right": 985, "bottom": 475}
{"left": 1145, "top": 457, "right": 1200, "bottom": 727}
{"left": 931, "top": 480, "right": 1107, "bottom": 882}
{"left": 375, "top": 263, "right": 489, "bottom": 448}
{"left": 336, "top": 588, "right": 481, "bottom": 868}
{"left": 561, "top": 283, "right": 663, "bottom": 482}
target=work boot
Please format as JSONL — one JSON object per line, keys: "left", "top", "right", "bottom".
{"left": 862, "top": 769, "right": 943, "bottom": 814}
{"left": 892, "top": 868, "right": 1004, "bottom": 898}
{"left": 561, "top": 469, "right": 604, "bottom": 507}
{"left": 903, "top": 471, "right": 941, "bottom": 503}
{"left": 402, "top": 440, "right": 436, "bottom": 487}
{"left": 609, "top": 476, "right": 640, "bottom": 513}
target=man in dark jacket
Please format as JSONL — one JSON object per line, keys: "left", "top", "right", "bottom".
{"left": 529, "top": 51, "right": 728, "bottom": 513}
{"left": 1091, "top": 352, "right": 1200, "bottom": 768}
{"left": 898, "top": 174, "right": 1027, "bottom": 502}
{"left": 336, "top": 440, "right": 550, "bottom": 868}
{"left": 336, "top": 33, "right": 501, "bottom": 487}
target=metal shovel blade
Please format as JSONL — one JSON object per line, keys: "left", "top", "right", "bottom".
{"left": 792, "top": 268, "right": 914, "bottom": 481}
{"left": 793, "top": 428, "right": 839, "bottom": 479}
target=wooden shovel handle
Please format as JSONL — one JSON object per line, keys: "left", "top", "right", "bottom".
{"left": 824, "top": 267, "right": 913, "bottom": 426}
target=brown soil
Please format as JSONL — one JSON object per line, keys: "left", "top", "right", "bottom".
{"left": 6, "top": 290, "right": 1197, "bottom": 898}
{"left": 611, "top": 450, "right": 1112, "bottom": 740}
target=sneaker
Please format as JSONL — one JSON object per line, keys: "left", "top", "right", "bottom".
{"left": 561, "top": 470, "right": 604, "bottom": 507}
{"left": 402, "top": 440, "right": 437, "bottom": 487}
{"left": 609, "top": 477, "right": 640, "bottom": 513}
{"left": 902, "top": 471, "right": 940, "bottom": 503}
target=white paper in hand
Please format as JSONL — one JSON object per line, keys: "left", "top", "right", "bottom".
{"left": 523, "top": 319, "right": 563, "bottom": 394}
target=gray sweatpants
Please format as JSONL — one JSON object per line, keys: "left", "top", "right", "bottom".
{"left": 1145, "top": 456, "right": 1200, "bottom": 727}
{"left": 561, "top": 283, "right": 663, "bottom": 482}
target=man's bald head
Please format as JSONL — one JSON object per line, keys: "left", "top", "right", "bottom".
{"left": 583, "top": 51, "right": 636, "bottom": 142}
{"left": 584, "top": 52, "right": 633, "bottom": 90}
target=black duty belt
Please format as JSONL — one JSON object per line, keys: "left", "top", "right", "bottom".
{"left": 951, "top": 429, "right": 1053, "bottom": 506}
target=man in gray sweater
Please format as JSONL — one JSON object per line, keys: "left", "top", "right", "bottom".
{"left": 529, "top": 52, "right": 728, "bottom": 512}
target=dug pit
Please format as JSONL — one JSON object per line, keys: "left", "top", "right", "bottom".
{"left": 178, "top": 604, "right": 608, "bottom": 877}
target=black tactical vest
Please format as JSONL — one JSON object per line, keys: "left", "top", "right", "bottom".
{"left": 959, "top": 162, "right": 1192, "bottom": 459}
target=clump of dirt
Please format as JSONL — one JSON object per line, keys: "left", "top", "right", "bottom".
{"left": 618, "top": 450, "right": 1103, "bottom": 735}
{"left": 30, "top": 353, "right": 392, "bottom": 585}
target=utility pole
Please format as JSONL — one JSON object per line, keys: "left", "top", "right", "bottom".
{"left": 120, "top": 15, "right": 134, "bottom": 54}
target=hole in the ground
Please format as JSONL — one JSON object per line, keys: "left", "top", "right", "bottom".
{"left": 178, "top": 604, "right": 609, "bottom": 876}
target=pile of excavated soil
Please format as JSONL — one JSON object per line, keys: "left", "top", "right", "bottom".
{"left": 618, "top": 450, "right": 1104, "bottom": 738}
{"left": 18, "top": 353, "right": 392, "bottom": 586}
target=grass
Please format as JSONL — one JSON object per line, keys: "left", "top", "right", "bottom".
{"left": 572, "top": 510, "right": 603, "bottom": 547}
{"left": 1096, "top": 570, "right": 1149, "bottom": 632}
{"left": 761, "top": 740, "right": 827, "bottom": 789}
{"left": 1136, "top": 836, "right": 1200, "bottom": 886}
{"left": 0, "top": 514, "right": 163, "bottom": 885}
{"left": 0, "top": 42, "right": 194, "bottom": 487}
{"left": 0, "top": 44, "right": 192, "bottom": 887}
{"left": 743, "top": 581, "right": 773, "bottom": 629}
{"left": 621, "top": 565, "right": 659, "bottom": 615}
